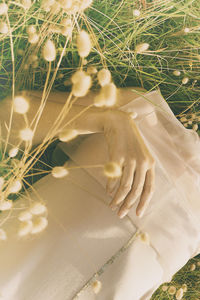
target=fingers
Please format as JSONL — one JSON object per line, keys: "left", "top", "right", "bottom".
{"left": 117, "top": 163, "right": 146, "bottom": 218}
{"left": 109, "top": 160, "right": 136, "bottom": 209}
{"left": 136, "top": 166, "right": 155, "bottom": 218}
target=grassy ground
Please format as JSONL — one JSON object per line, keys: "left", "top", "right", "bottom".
{"left": 0, "top": 0, "right": 200, "bottom": 298}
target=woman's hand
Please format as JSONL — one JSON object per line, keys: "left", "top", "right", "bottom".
{"left": 103, "top": 110, "right": 155, "bottom": 219}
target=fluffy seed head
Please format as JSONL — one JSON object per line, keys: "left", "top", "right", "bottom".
{"left": 31, "top": 217, "right": 48, "bottom": 234}
{"left": 162, "top": 285, "right": 168, "bottom": 292}
{"left": 183, "top": 27, "right": 190, "bottom": 33}
{"left": 139, "top": 232, "right": 150, "bottom": 245}
{"left": 87, "top": 66, "right": 97, "bottom": 75}
{"left": 18, "top": 210, "right": 32, "bottom": 221}
{"left": 173, "top": 70, "right": 181, "bottom": 76}
{"left": 20, "top": 128, "right": 34, "bottom": 141}
{"left": 13, "top": 96, "right": 29, "bottom": 114}
{"left": 0, "top": 21, "right": 8, "bottom": 34}
{"left": 29, "top": 202, "right": 47, "bottom": 215}
{"left": 92, "top": 280, "right": 102, "bottom": 294}
{"left": 0, "top": 200, "right": 13, "bottom": 211}
{"left": 28, "top": 33, "right": 39, "bottom": 44}
{"left": 94, "top": 94, "right": 106, "bottom": 107}
{"left": 97, "top": 69, "right": 111, "bottom": 87}
{"left": 176, "top": 288, "right": 184, "bottom": 300}
{"left": 8, "top": 180, "right": 22, "bottom": 194}
{"left": 182, "top": 77, "right": 189, "bottom": 84}
{"left": 52, "top": 166, "right": 69, "bottom": 178}
{"left": 168, "top": 286, "right": 176, "bottom": 295}
{"left": 101, "top": 83, "right": 117, "bottom": 107}
{"left": 77, "top": 30, "right": 92, "bottom": 58}
{"left": 133, "top": 9, "right": 140, "bottom": 17}
{"left": 0, "top": 228, "right": 7, "bottom": 240}
{"left": 41, "top": 0, "right": 55, "bottom": 11}
{"left": 104, "top": 162, "right": 122, "bottom": 178}
{"left": 182, "top": 284, "right": 187, "bottom": 292}
{"left": 58, "top": 0, "right": 72, "bottom": 9}
{"left": 190, "top": 263, "right": 196, "bottom": 271}
{"left": 43, "top": 40, "right": 56, "bottom": 62}
{"left": 9, "top": 147, "right": 19, "bottom": 158}
{"left": 0, "top": 3, "right": 8, "bottom": 15}
{"left": 58, "top": 129, "right": 78, "bottom": 142}
{"left": 71, "top": 71, "right": 91, "bottom": 97}
{"left": 18, "top": 220, "right": 33, "bottom": 237}
{"left": 135, "top": 43, "right": 149, "bottom": 53}
{"left": 26, "top": 25, "right": 36, "bottom": 35}
{"left": 193, "top": 124, "right": 198, "bottom": 131}
{"left": 0, "top": 177, "right": 4, "bottom": 190}
{"left": 21, "top": 0, "right": 32, "bottom": 9}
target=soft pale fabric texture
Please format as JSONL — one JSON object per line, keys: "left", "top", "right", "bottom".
{"left": 0, "top": 89, "right": 200, "bottom": 300}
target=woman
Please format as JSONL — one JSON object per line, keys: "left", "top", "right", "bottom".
{"left": 0, "top": 87, "right": 200, "bottom": 300}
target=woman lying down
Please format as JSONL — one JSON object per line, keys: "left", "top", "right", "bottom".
{"left": 0, "top": 87, "right": 200, "bottom": 300}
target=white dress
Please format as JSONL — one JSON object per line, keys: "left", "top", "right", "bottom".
{"left": 0, "top": 89, "right": 200, "bottom": 300}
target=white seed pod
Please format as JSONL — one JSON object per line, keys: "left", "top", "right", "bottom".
{"left": 192, "top": 124, "right": 198, "bottom": 131}
{"left": 21, "top": 0, "right": 32, "bottom": 9}
{"left": 190, "top": 263, "right": 196, "bottom": 271}
{"left": 0, "top": 200, "right": 13, "bottom": 211}
{"left": 18, "top": 210, "right": 32, "bottom": 221}
{"left": 29, "top": 202, "right": 47, "bottom": 215}
{"left": 87, "top": 66, "right": 97, "bottom": 75}
{"left": 31, "top": 217, "right": 48, "bottom": 234}
{"left": 41, "top": 0, "right": 55, "bottom": 11}
{"left": 71, "top": 71, "right": 91, "bottom": 97}
{"left": 8, "top": 180, "right": 22, "bottom": 194}
{"left": 182, "top": 283, "right": 187, "bottom": 292}
{"left": 18, "top": 220, "right": 33, "bottom": 237}
{"left": 43, "top": 40, "right": 56, "bottom": 62}
{"left": 168, "top": 286, "right": 176, "bottom": 295}
{"left": 0, "top": 177, "right": 4, "bottom": 190}
{"left": 139, "top": 232, "right": 150, "bottom": 245}
{"left": 19, "top": 128, "right": 34, "bottom": 141}
{"left": 52, "top": 166, "right": 69, "bottom": 178}
{"left": 61, "top": 25, "right": 73, "bottom": 37}
{"left": 28, "top": 33, "right": 39, "bottom": 44}
{"left": 182, "top": 77, "right": 189, "bottom": 85}
{"left": 101, "top": 83, "right": 117, "bottom": 107}
{"left": 104, "top": 162, "right": 122, "bottom": 178}
{"left": 91, "top": 280, "right": 102, "bottom": 294}
{"left": 133, "top": 9, "right": 140, "bottom": 17}
{"left": 0, "top": 3, "right": 8, "bottom": 15}
{"left": 162, "top": 285, "right": 168, "bottom": 292}
{"left": 50, "top": 1, "right": 61, "bottom": 14}
{"left": 135, "top": 43, "right": 149, "bottom": 53}
{"left": 97, "top": 69, "right": 111, "bottom": 87}
{"left": 197, "top": 261, "right": 200, "bottom": 266}
{"left": 26, "top": 25, "right": 36, "bottom": 35}
{"left": 180, "top": 116, "right": 187, "bottom": 122}
{"left": 93, "top": 94, "right": 106, "bottom": 107}
{"left": 58, "top": 0, "right": 72, "bottom": 9}
{"left": 183, "top": 27, "right": 190, "bottom": 33}
{"left": 0, "top": 21, "right": 8, "bottom": 34}
{"left": 173, "top": 70, "right": 181, "bottom": 76}
{"left": 176, "top": 288, "right": 184, "bottom": 300}
{"left": 13, "top": 95, "right": 29, "bottom": 114}
{"left": 58, "top": 129, "right": 78, "bottom": 142}
{"left": 77, "top": 30, "right": 92, "bottom": 58}
{"left": 0, "top": 228, "right": 7, "bottom": 240}
{"left": 9, "top": 147, "right": 19, "bottom": 158}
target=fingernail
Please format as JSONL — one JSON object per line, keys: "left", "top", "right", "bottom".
{"left": 118, "top": 209, "right": 129, "bottom": 219}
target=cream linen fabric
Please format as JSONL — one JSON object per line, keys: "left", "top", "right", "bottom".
{"left": 0, "top": 89, "right": 199, "bottom": 300}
